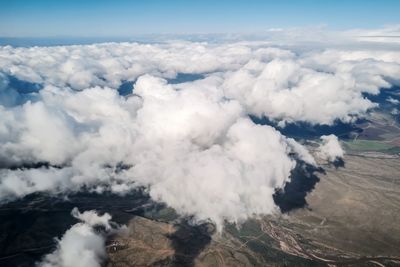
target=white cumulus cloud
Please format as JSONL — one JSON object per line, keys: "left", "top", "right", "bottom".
{"left": 317, "top": 135, "right": 344, "bottom": 162}
{"left": 38, "top": 208, "right": 116, "bottom": 267}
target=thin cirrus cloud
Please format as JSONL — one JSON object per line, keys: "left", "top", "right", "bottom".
{"left": 0, "top": 27, "right": 399, "bottom": 229}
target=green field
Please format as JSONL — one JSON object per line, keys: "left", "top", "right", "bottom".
{"left": 343, "top": 139, "right": 399, "bottom": 153}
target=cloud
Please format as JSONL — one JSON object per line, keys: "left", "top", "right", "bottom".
{"left": 0, "top": 167, "right": 75, "bottom": 200}
{"left": 0, "top": 28, "right": 400, "bottom": 229}
{"left": 0, "top": 74, "right": 314, "bottom": 230}
{"left": 38, "top": 208, "right": 116, "bottom": 267}
{"left": 348, "top": 25, "right": 400, "bottom": 44}
{"left": 317, "top": 135, "right": 344, "bottom": 162}
{"left": 132, "top": 117, "right": 302, "bottom": 229}
{"left": 222, "top": 51, "right": 400, "bottom": 124}
{"left": 0, "top": 42, "right": 253, "bottom": 90}
{"left": 71, "top": 208, "right": 112, "bottom": 230}
{"left": 387, "top": 96, "right": 400, "bottom": 104}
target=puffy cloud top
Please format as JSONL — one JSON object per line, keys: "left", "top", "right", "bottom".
{"left": 317, "top": 135, "right": 344, "bottom": 162}
{"left": 38, "top": 208, "right": 114, "bottom": 267}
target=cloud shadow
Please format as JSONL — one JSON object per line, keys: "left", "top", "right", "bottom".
{"left": 167, "top": 220, "right": 212, "bottom": 267}
{"left": 273, "top": 161, "right": 325, "bottom": 213}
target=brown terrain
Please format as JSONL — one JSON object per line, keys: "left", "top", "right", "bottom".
{"left": 106, "top": 152, "right": 400, "bottom": 267}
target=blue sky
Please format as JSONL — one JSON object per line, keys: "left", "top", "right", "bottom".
{"left": 0, "top": 0, "right": 399, "bottom": 37}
